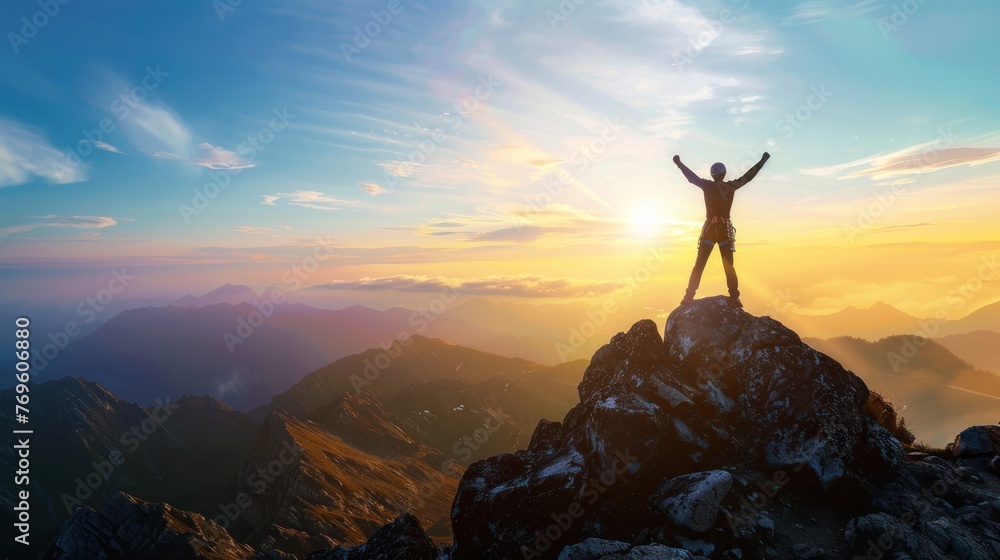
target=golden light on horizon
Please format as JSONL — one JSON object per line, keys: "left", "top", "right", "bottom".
{"left": 628, "top": 206, "right": 666, "bottom": 238}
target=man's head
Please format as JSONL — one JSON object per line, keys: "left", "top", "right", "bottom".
{"left": 710, "top": 162, "right": 726, "bottom": 180}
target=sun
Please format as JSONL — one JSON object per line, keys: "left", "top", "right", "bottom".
{"left": 629, "top": 206, "right": 663, "bottom": 237}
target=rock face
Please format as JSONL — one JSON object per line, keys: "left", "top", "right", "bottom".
{"left": 443, "top": 297, "right": 1000, "bottom": 559}
{"left": 650, "top": 470, "right": 732, "bottom": 533}
{"left": 41, "top": 492, "right": 252, "bottom": 559}
{"left": 305, "top": 513, "right": 439, "bottom": 560}
{"left": 663, "top": 298, "right": 882, "bottom": 488}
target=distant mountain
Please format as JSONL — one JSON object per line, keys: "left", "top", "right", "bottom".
{"left": 0, "top": 378, "right": 258, "bottom": 557}
{"left": 778, "top": 301, "right": 922, "bottom": 340}
{"left": 773, "top": 300, "right": 1000, "bottom": 341}
{"left": 41, "top": 301, "right": 546, "bottom": 409}
{"left": 804, "top": 335, "right": 1000, "bottom": 445}
{"left": 0, "top": 297, "right": 174, "bottom": 389}
{"left": 171, "top": 283, "right": 262, "bottom": 308}
{"left": 940, "top": 300, "right": 1000, "bottom": 335}
{"left": 0, "top": 297, "right": 175, "bottom": 332}
{"left": 936, "top": 330, "right": 1000, "bottom": 374}
{"left": 40, "top": 303, "right": 336, "bottom": 410}
{"left": 252, "top": 335, "right": 585, "bottom": 420}
{"left": 172, "top": 283, "right": 327, "bottom": 315}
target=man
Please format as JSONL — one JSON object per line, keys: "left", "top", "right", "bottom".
{"left": 673, "top": 152, "right": 770, "bottom": 308}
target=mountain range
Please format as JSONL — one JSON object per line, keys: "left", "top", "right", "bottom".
{"left": 5, "top": 335, "right": 587, "bottom": 558}
{"left": 36, "top": 297, "right": 1000, "bottom": 560}
{"left": 10, "top": 286, "right": 996, "bottom": 413}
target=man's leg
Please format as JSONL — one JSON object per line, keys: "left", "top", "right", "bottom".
{"left": 684, "top": 242, "right": 714, "bottom": 301}
{"left": 719, "top": 243, "right": 740, "bottom": 302}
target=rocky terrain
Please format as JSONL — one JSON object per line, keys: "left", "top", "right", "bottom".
{"left": 41, "top": 297, "right": 1000, "bottom": 559}
{"left": 0, "top": 379, "right": 258, "bottom": 553}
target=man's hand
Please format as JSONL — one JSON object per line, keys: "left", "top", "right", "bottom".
{"left": 673, "top": 155, "right": 681, "bottom": 165}
{"left": 762, "top": 152, "right": 770, "bottom": 161}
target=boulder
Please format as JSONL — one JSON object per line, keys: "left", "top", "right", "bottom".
{"left": 557, "top": 538, "right": 630, "bottom": 560}
{"left": 306, "top": 513, "right": 439, "bottom": 560}
{"left": 650, "top": 471, "right": 732, "bottom": 532}
{"left": 952, "top": 425, "right": 1000, "bottom": 457}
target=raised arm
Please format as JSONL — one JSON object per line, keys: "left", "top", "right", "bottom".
{"left": 731, "top": 152, "right": 770, "bottom": 188}
{"left": 673, "top": 155, "right": 709, "bottom": 187}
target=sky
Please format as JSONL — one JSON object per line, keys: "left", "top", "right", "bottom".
{"left": 1, "top": 0, "right": 999, "bottom": 318}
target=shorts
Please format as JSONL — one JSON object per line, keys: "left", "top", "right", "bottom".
{"left": 698, "top": 218, "right": 736, "bottom": 252}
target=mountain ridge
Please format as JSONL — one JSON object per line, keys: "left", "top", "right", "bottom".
{"left": 40, "top": 298, "right": 1000, "bottom": 559}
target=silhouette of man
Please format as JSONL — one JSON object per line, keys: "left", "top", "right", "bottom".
{"left": 673, "top": 152, "right": 770, "bottom": 308}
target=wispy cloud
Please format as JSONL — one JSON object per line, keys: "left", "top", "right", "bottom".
{"left": 359, "top": 182, "right": 388, "bottom": 195}
{"left": 803, "top": 142, "right": 1000, "bottom": 181}
{"left": 0, "top": 215, "right": 127, "bottom": 234}
{"left": 782, "top": 1, "right": 881, "bottom": 25}
{"left": 92, "top": 140, "right": 126, "bottom": 155}
{"left": 194, "top": 143, "right": 255, "bottom": 170}
{"left": 260, "top": 190, "right": 359, "bottom": 210}
{"left": 148, "top": 150, "right": 182, "bottom": 160}
{"left": 316, "top": 274, "right": 619, "bottom": 297}
{"left": 0, "top": 117, "right": 87, "bottom": 187}
{"left": 122, "top": 101, "right": 193, "bottom": 158}
{"left": 229, "top": 226, "right": 276, "bottom": 234}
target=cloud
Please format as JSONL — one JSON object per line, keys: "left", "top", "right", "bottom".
{"left": 123, "top": 101, "right": 193, "bottom": 158}
{"left": 316, "top": 274, "right": 619, "bottom": 297}
{"left": 360, "top": 182, "right": 388, "bottom": 195}
{"left": 782, "top": 1, "right": 881, "bottom": 25}
{"left": 149, "top": 150, "right": 182, "bottom": 159}
{"left": 260, "top": 190, "right": 359, "bottom": 210}
{"left": 230, "top": 226, "right": 276, "bottom": 234}
{"left": 194, "top": 142, "right": 255, "bottom": 170}
{"left": 782, "top": 2, "right": 834, "bottom": 25}
{"left": 378, "top": 160, "right": 419, "bottom": 177}
{"left": 0, "top": 117, "right": 87, "bottom": 187}
{"left": 92, "top": 140, "right": 126, "bottom": 154}
{"left": 0, "top": 215, "right": 125, "bottom": 235}
{"left": 803, "top": 142, "right": 1000, "bottom": 181}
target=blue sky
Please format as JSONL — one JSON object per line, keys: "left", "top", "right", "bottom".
{"left": 2, "top": 0, "right": 999, "bottom": 316}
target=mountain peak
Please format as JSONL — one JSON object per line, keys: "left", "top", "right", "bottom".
{"left": 174, "top": 393, "right": 233, "bottom": 410}
{"left": 170, "top": 283, "right": 259, "bottom": 308}
{"left": 445, "top": 296, "right": 999, "bottom": 560}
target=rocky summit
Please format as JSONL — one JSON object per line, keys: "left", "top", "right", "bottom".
{"left": 42, "top": 297, "right": 1000, "bottom": 559}
{"left": 446, "top": 297, "right": 1000, "bottom": 559}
